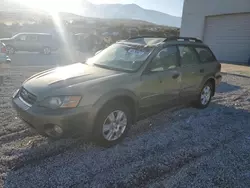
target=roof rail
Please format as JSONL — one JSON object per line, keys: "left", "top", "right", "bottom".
{"left": 127, "top": 35, "right": 166, "bottom": 40}
{"left": 164, "top": 37, "right": 203, "bottom": 43}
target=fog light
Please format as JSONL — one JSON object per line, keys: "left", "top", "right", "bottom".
{"left": 44, "top": 124, "right": 63, "bottom": 138}
{"left": 54, "top": 125, "right": 63, "bottom": 134}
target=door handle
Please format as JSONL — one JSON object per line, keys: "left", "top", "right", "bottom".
{"left": 172, "top": 73, "right": 180, "bottom": 79}
{"left": 200, "top": 69, "right": 205, "bottom": 73}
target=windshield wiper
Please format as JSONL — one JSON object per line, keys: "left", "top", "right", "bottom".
{"left": 94, "top": 63, "right": 128, "bottom": 72}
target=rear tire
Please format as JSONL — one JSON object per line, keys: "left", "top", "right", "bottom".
{"left": 93, "top": 101, "right": 132, "bottom": 147}
{"left": 194, "top": 82, "right": 213, "bottom": 109}
{"left": 42, "top": 47, "right": 51, "bottom": 55}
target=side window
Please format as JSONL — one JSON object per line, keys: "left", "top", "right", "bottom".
{"left": 39, "top": 35, "right": 52, "bottom": 41}
{"left": 149, "top": 46, "right": 178, "bottom": 72}
{"left": 178, "top": 46, "right": 199, "bottom": 65}
{"left": 195, "top": 47, "right": 216, "bottom": 63}
{"left": 18, "top": 35, "right": 27, "bottom": 41}
{"left": 27, "top": 35, "right": 38, "bottom": 41}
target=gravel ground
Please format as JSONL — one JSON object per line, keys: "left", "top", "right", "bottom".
{"left": 0, "top": 64, "right": 250, "bottom": 188}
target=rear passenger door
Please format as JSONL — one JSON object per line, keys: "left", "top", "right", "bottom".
{"left": 26, "top": 35, "right": 39, "bottom": 51}
{"left": 178, "top": 45, "right": 204, "bottom": 99}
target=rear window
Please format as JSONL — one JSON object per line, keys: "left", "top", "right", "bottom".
{"left": 195, "top": 47, "right": 216, "bottom": 63}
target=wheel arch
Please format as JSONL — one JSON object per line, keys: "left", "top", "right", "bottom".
{"left": 201, "top": 76, "right": 216, "bottom": 96}
{"left": 93, "top": 89, "right": 139, "bottom": 124}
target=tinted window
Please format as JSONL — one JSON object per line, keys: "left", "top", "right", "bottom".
{"left": 39, "top": 35, "right": 52, "bottom": 41}
{"left": 18, "top": 35, "right": 27, "bottom": 41}
{"left": 178, "top": 46, "right": 199, "bottom": 65}
{"left": 149, "top": 46, "right": 178, "bottom": 72}
{"left": 195, "top": 47, "right": 216, "bottom": 63}
{"left": 27, "top": 35, "right": 38, "bottom": 41}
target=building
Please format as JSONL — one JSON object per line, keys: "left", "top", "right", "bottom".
{"left": 180, "top": 0, "right": 250, "bottom": 64}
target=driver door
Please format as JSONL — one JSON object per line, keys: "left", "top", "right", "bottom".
{"left": 14, "top": 34, "right": 27, "bottom": 51}
{"left": 139, "top": 45, "right": 181, "bottom": 110}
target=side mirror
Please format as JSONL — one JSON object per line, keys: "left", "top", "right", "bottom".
{"left": 95, "top": 50, "right": 102, "bottom": 56}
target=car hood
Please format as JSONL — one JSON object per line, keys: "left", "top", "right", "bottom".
{"left": 23, "top": 63, "right": 124, "bottom": 96}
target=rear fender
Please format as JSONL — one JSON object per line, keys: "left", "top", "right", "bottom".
{"left": 199, "top": 75, "right": 216, "bottom": 95}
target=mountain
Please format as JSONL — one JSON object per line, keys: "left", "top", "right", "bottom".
{"left": 80, "top": 2, "right": 181, "bottom": 27}
{"left": 0, "top": 0, "right": 181, "bottom": 27}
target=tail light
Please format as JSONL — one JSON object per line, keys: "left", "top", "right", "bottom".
{"left": 1, "top": 46, "right": 6, "bottom": 53}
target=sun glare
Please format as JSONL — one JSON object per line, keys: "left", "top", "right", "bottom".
{"left": 10, "top": 0, "right": 77, "bottom": 63}
{"left": 10, "top": 0, "right": 81, "bottom": 13}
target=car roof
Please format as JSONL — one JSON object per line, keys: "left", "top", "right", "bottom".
{"left": 16, "top": 32, "right": 52, "bottom": 36}
{"left": 117, "top": 36, "right": 208, "bottom": 48}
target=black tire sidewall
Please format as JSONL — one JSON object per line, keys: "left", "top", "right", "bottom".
{"left": 93, "top": 102, "right": 132, "bottom": 147}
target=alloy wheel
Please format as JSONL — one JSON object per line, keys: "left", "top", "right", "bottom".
{"left": 43, "top": 47, "right": 51, "bottom": 55}
{"left": 102, "top": 110, "right": 127, "bottom": 141}
{"left": 200, "top": 86, "right": 212, "bottom": 105}
{"left": 6, "top": 46, "right": 14, "bottom": 54}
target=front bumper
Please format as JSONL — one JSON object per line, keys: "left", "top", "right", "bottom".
{"left": 215, "top": 74, "right": 222, "bottom": 86}
{"left": 0, "top": 55, "right": 11, "bottom": 63}
{"left": 12, "top": 96, "right": 96, "bottom": 138}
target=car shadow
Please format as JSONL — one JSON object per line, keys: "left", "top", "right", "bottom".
{"left": 3, "top": 101, "right": 250, "bottom": 187}
{"left": 222, "top": 72, "right": 250, "bottom": 79}
{"left": 216, "top": 81, "right": 241, "bottom": 93}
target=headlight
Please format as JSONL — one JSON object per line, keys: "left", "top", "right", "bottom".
{"left": 40, "top": 96, "right": 81, "bottom": 109}
{"left": 12, "top": 89, "right": 20, "bottom": 98}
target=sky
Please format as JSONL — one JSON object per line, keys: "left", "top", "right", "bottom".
{"left": 6, "top": 0, "right": 184, "bottom": 17}
{"left": 91, "top": 0, "right": 184, "bottom": 17}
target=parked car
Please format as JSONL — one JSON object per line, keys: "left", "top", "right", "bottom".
{"left": 12, "top": 36, "right": 222, "bottom": 146}
{"left": 0, "top": 33, "right": 59, "bottom": 55}
{"left": 0, "top": 42, "right": 11, "bottom": 63}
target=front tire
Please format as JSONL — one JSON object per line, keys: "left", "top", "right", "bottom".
{"left": 6, "top": 45, "right": 15, "bottom": 55}
{"left": 194, "top": 82, "right": 213, "bottom": 109}
{"left": 93, "top": 101, "right": 132, "bottom": 147}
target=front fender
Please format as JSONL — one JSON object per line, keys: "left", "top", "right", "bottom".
{"left": 92, "top": 89, "right": 139, "bottom": 123}
{"left": 94, "top": 89, "right": 138, "bottom": 110}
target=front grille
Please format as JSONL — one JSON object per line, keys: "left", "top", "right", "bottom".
{"left": 19, "top": 87, "right": 37, "bottom": 105}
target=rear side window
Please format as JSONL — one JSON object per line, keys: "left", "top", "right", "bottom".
{"left": 27, "top": 35, "right": 38, "bottom": 41}
{"left": 178, "top": 46, "right": 200, "bottom": 65}
{"left": 39, "top": 35, "right": 52, "bottom": 41}
{"left": 195, "top": 47, "right": 216, "bottom": 63}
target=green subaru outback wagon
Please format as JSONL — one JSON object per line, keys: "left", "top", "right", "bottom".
{"left": 12, "top": 36, "right": 222, "bottom": 146}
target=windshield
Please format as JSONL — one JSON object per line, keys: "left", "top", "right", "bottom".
{"left": 86, "top": 43, "right": 153, "bottom": 72}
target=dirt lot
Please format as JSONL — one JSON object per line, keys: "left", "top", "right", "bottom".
{"left": 0, "top": 56, "right": 250, "bottom": 187}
